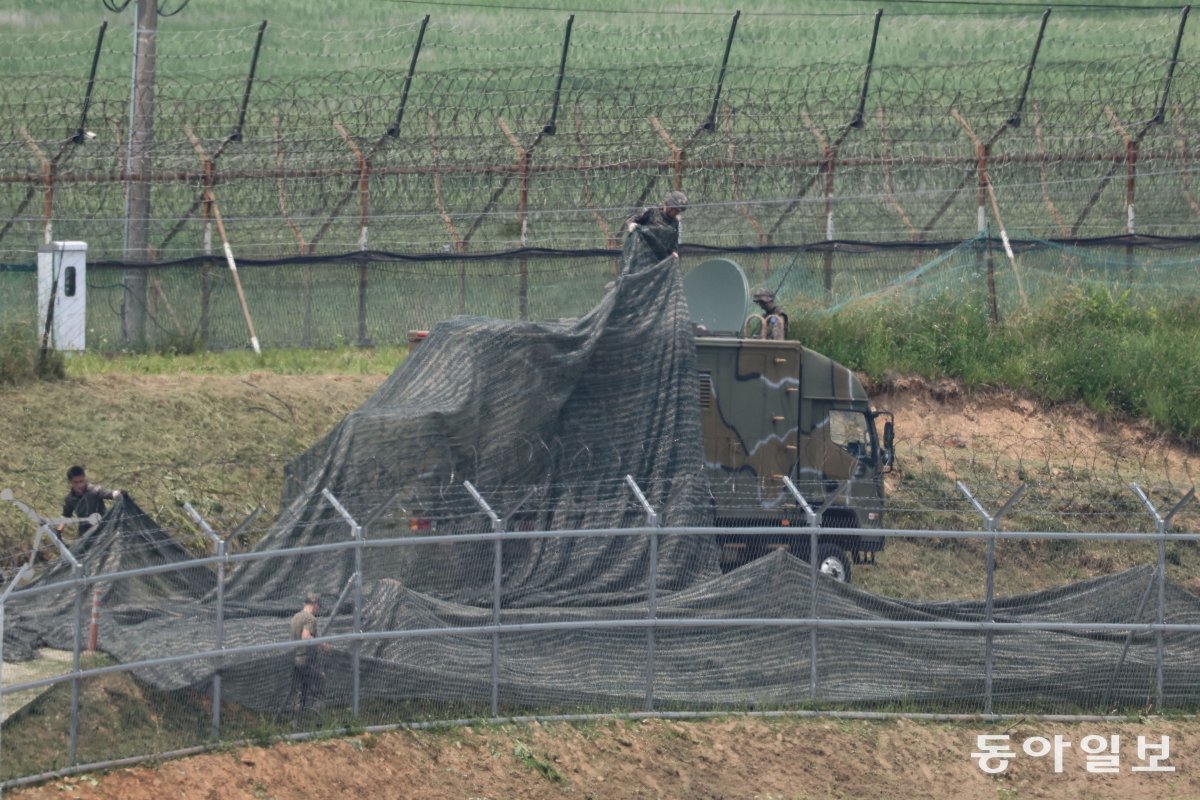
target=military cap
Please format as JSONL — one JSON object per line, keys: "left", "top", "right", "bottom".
{"left": 304, "top": 591, "right": 321, "bottom": 606}
{"left": 752, "top": 287, "right": 776, "bottom": 303}
{"left": 663, "top": 190, "right": 689, "bottom": 212}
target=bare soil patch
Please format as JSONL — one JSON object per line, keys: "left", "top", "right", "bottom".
{"left": 878, "top": 375, "right": 1199, "bottom": 488}
{"left": 10, "top": 716, "right": 1200, "bottom": 800}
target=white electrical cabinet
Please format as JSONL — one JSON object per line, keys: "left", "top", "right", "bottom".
{"left": 37, "top": 241, "right": 88, "bottom": 352}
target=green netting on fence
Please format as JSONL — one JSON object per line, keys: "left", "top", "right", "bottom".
{"left": 4, "top": 239, "right": 1200, "bottom": 351}
{"left": 770, "top": 237, "right": 1200, "bottom": 321}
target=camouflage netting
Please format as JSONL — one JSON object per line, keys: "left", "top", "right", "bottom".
{"left": 7, "top": 506, "right": 1197, "bottom": 715}
{"left": 227, "top": 219, "right": 716, "bottom": 610}
{"left": 5, "top": 223, "right": 1199, "bottom": 715}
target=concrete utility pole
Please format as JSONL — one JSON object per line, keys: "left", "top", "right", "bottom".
{"left": 122, "top": 0, "right": 156, "bottom": 345}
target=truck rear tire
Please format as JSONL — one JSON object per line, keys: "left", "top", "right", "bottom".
{"left": 815, "top": 543, "right": 851, "bottom": 583}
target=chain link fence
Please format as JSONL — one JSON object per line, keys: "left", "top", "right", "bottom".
{"left": 0, "top": 9, "right": 1198, "bottom": 260}
{"left": 0, "top": 478, "right": 1197, "bottom": 789}
{"left": 4, "top": 237, "right": 1200, "bottom": 351}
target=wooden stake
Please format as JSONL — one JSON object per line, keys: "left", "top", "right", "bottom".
{"left": 207, "top": 187, "right": 261, "bottom": 354}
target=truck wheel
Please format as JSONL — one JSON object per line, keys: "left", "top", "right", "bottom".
{"left": 815, "top": 544, "right": 851, "bottom": 583}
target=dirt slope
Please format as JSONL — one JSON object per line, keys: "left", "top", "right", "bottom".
{"left": 11, "top": 716, "right": 1200, "bottom": 800}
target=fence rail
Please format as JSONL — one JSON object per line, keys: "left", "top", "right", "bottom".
{"left": 1, "top": 480, "right": 1196, "bottom": 789}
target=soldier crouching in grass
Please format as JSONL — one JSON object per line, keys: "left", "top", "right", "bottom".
{"left": 288, "top": 591, "right": 328, "bottom": 728}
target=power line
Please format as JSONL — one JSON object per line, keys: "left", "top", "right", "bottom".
{"left": 372, "top": 0, "right": 1185, "bottom": 15}
{"left": 157, "top": 0, "right": 192, "bottom": 16}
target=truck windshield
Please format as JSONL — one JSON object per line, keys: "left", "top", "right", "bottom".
{"left": 827, "top": 409, "right": 875, "bottom": 463}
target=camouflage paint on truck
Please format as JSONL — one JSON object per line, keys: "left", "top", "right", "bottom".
{"left": 696, "top": 335, "right": 889, "bottom": 578}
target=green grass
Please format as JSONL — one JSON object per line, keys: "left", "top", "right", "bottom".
{"left": 0, "top": 321, "right": 64, "bottom": 386}
{"left": 0, "top": 654, "right": 205, "bottom": 781}
{"left": 64, "top": 344, "right": 408, "bottom": 376}
{"left": 0, "top": 360, "right": 389, "bottom": 559}
{"left": 792, "top": 283, "right": 1200, "bottom": 445}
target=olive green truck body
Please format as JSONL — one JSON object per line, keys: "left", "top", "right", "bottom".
{"left": 696, "top": 334, "right": 892, "bottom": 581}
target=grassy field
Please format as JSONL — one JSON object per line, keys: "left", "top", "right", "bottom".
{"left": 1, "top": 353, "right": 1198, "bottom": 785}
{"left": 2, "top": 4, "right": 1199, "bottom": 789}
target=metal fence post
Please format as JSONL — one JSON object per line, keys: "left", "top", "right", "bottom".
{"left": 184, "top": 503, "right": 225, "bottom": 740}
{"left": 1131, "top": 483, "right": 1196, "bottom": 711}
{"left": 1103, "top": 572, "right": 1156, "bottom": 710}
{"left": 322, "top": 489, "right": 363, "bottom": 720}
{"left": 464, "top": 481, "right": 504, "bottom": 718}
{"left": 0, "top": 563, "right": 32, "bottom": 800}
{"left": 625, "top": 476, "right": 659, "bottom": 712}
{"left": 29, "top": 524, "right": 84, "bottom": 765}
{"left": 957, "top": 482, "right": 1026, "bottom": 717}
{"left": 782, "top": 477, "right": 820, "bottom": 701}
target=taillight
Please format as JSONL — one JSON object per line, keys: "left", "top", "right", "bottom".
{"left": 409, "top": 517, "right": 433, "bottom": 532}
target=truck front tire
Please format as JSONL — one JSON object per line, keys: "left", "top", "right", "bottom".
{"left": 815, "top": 543, "right": 851, "bottom": 583}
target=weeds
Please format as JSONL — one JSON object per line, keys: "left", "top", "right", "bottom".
{"left": 793, "top": 286, "right": 1200, "bottom": 446}
{"left": 0, "top": 321, "right": 64, "bottom": 386}
{"left": 64, "top": 345, "right": 408, "bottom": 377}
{"left": 512, "top": 739, "right": 565, "bottom": 784}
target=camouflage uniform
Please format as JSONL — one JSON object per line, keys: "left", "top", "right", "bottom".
{"left": 288, "top": 599, "right": 325, "bottom": 725}
{"left": 62, "top": 484, "right": 117, "bottom": 535}
{"left": 628, "top": 206, "right": 680, "bottom": 240}
{"left": 752, "top": 288, "right": 789, "bottom": 341}
{"left": 624, "top": 191, "right": 688, "bottom": 269}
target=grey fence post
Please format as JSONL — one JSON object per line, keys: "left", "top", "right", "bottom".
{"left": 624, "top": 476, "right": 659, "bottom": 712}
{"left": 464, "top": 481, "right": 504, "bottom": 718}
{"left": 1103, "top": 573, "right": 1156, "bottom": 710}
{"left": 957, "top": 482, "right": 1026, "bottom": 717}
{"left": 184, "top": 503, "right": 226, "bottom": 740}
{"left": 1, "top": 491, "right": 94, "bottom": 766}
{"left": 322, "top": 488, "right": 363, "bottom": 720}
{"left": 782, "top": 477, "right": 820, "bottom": 700}
{"left": 1131, "top": 483, "right": 1196, "bottom": 711}
{"left": 0, "top": 563, "right": 32, "bottom": 800}
{"left": 29, "top": 524, "right": 84, "bottom": 765}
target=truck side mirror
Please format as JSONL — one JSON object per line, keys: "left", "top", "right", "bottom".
{"left": 882, "top": 420, "right": 895, "bottom": 470}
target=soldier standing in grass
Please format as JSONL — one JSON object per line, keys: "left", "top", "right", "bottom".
{"left": 58, "top": 465, "right": 120, "bottom": 537}
{"left": 289, "top": 591, "right": 327, "bottom": 727}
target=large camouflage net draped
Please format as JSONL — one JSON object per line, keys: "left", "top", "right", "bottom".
{"left": 8, "top": 502, "right": 1200, "bottom": 716}
{"left": 6, "top": 224, "right": 1200, "bottom": 719}
{"left": 231, "top": 221, "right": 715, "bottom": 609}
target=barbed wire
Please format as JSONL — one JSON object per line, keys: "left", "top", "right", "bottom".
{"left": 0, "top": 16, "right": 1195, "bottom": 261}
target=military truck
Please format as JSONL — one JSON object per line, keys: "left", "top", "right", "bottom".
{"left": 685, "top": 259, "right": 894, "bottom": 583}
{"left": 406, "top": 259, "right": 892, "bottom": 584}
